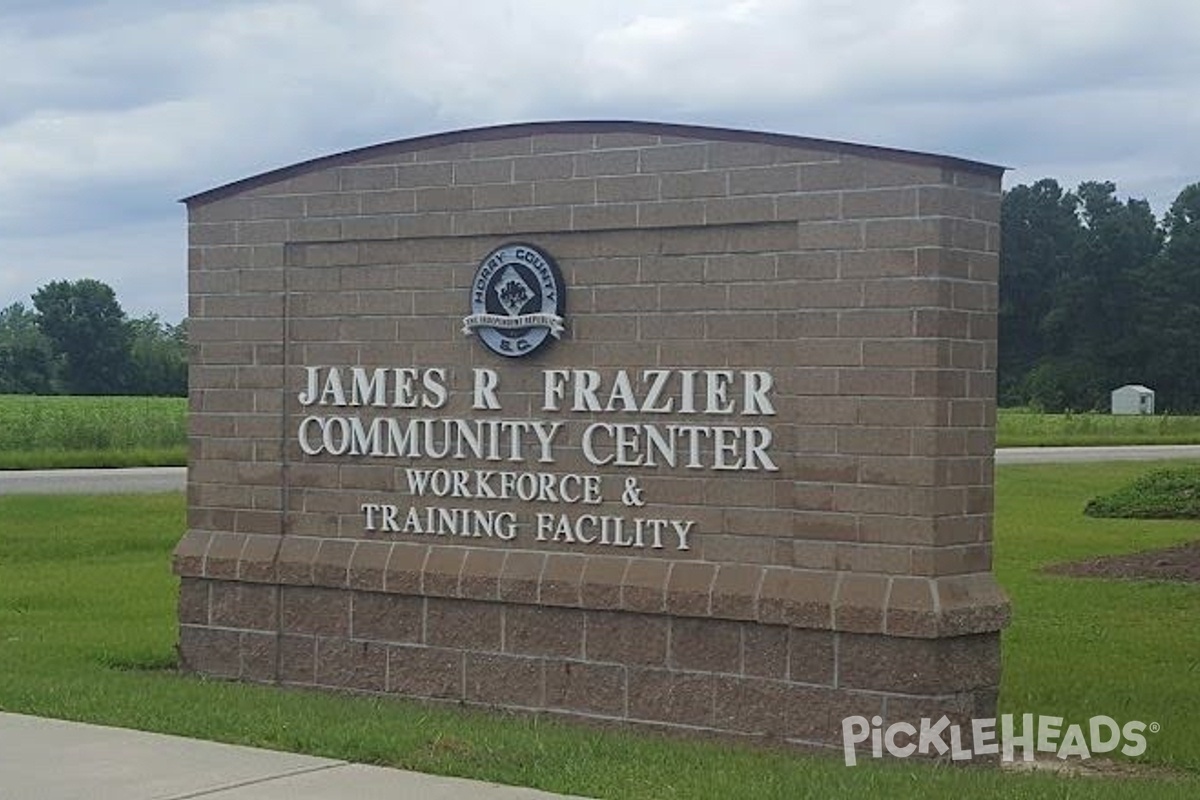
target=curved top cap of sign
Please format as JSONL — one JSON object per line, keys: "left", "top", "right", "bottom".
{"left": 182, "top": 120, "right": 1006, "bottom": 207}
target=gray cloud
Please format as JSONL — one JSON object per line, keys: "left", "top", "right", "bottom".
{"left": 1, "top": 0, "right": 1197, "bottom": 320}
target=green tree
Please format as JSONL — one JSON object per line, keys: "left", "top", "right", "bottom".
{"left": 127, "top": 314, "right": 188, "bottom": 396}
{"left": 1028, "top": 182, "right": 1160, "bottom": 410}
{"left": 998, "top": 179, "right": 1081, "bottom": 404}
{"left": 0, "top": 302, "right": 57, "bottom": 394}
{"left": 1134, "top": 183, "right": 1200, "bottom": 411}
{"left": 32, "top": 279, "right": 132, "bottom": 395}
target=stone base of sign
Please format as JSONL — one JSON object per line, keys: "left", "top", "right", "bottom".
{"left": 175, "top": 535, "right": 1005, "bottom": 749}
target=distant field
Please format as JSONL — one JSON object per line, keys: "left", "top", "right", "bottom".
{"left": 2, "top": 398, "right": 1199, "bottom": 470}
{"left": 0, "top": 395, "right": 186, "bottom": 469}
{"left": 997, "top": 409, "right": 1200, "bottom": 447}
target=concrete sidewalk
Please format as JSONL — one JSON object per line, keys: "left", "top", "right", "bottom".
{"left": 0, "top": 712, "right": 586, "bottom": 800}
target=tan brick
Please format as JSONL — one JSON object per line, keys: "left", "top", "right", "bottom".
{"left": 575, "top": 150, "right": 638, "bottom": 177}
{"left": 178, "top": 626, "right": 240, "bottom": 678}
{"left": 659, "top": 171, "right": 727, "bottom": 199}
{"left": 465, "top": 652, "right": 545, "bottom": 708}
{"left": 545, "top": 660, "right": 626, "bottom": 716}
{"left": 638, "top": 200, "right": 705, "bottom": 227}
{"left": 352, "top": 592, "right": 422, "bottom": 643}
{"left": 281, "top": 586, "right": 349, "bottom": 636}
{"left": 586, "top": 610, "right": 667, "bottom": 666}
{"left": 628, "top": 668, "right": 714, "bottom": 727}
{"left": 572, "top": 204, "right": 637, "bottom": 230}
{"left": 316, "top": 638, "right": 386, "bottom": 691}
{"left": 640, "top": 144, "right": 707, "bottom": 172}
{"left": 426, "top": 597, "right": 502, "bottom": 650}
{"left": 728, "top": 165, "right": 798, "bottom": 195}
{"left": 596, "top": 175, "right": 659, "bottom": 202}
{"left": 388, "top": 645, "right": 464, "bottom": 699}
{"left": 670, "top": 617, "right": 740, "bottom": 672}
{"left": 505, "top": 606, "right": 583, "bottom": 658}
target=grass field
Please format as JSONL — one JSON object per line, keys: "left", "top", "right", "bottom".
{"left": 997, "top": 409, "right": 1200, "bottom": 447}
{"left": 0, "top": 394, "right": 186, "bottom": 469}
{"left": 1, "top": 463, "right": 1199, "bottom": 797}
{"left": 1, "top": 397, "right": 1199, "bottom": 471}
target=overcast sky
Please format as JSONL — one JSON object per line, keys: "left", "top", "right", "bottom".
{"left": 2, "top": 0, "right": 1197, "bottom": 322}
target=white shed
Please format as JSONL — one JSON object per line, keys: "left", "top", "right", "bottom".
{"left": 1111, "top": 384, "right": 1155, "bottom": 415}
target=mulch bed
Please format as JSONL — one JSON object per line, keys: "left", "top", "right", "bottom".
{"left": 1044, "top": 539, "right": 1200, "bottom": 582}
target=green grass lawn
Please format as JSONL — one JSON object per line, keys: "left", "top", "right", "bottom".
{"left": 1, "top": 465, "right": 1199, "bottom": 798}
{"left": 997, "top": 409, "right": 1200, "bottom": 447}
{"left": 0, "top": 394, "right": 186, "bottom": 469}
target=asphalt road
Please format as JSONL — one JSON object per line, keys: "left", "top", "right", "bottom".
{"left": 0, "top": 466, "right": 186, "bottom": 495}
{"left": 1, "top": 446, "right": 1199, "bottom": 495}
{"left": 994, "top": 445, "right": 1200, "bottom": 464}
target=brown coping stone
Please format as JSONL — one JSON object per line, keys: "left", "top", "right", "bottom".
{"left": 347, "top": 540, "right": 392, "bottom": 591}
{"left": 832, "top": 573, "right": 888, "bottom": 634}
{"left": 237, "top": 534, "right": 281, "bottom": 582}
{"left": 539, "top": 553, "right": 585, "bottom": 606}
{"left": 757, "top": 568, "right": 835, "bottom": 629}
{"left": 885, "top": 576, "right": 939, "bottom": 637}
{"left": 622, "top": 559, "right": 669, "bottom": 614}
{"left": 275, "top": 536, "right": 320, "bottom": 586}
{"left": 498, "top": 551, "right": 546, "bottom": 603}
{"left": 664, "top": 561, "right": 716, "bottom": 617}
{"left": 383, "top": 542, "right": 428, "bottom": 594}
{"left": 230, "top": 544, "right": 1008, "bottom": 638}
{"left": 312, "top": 538, "right": 356, "bottom": 588}
{"left": 421, "top": 546, "right": 466, "bottom": 597}
{"left": 709, "top": 564, "right": 762, "bottom": 620}
{"left": 203, "top": 532, "right": 246, "bottom": 580}
{"left": 458, "top": 547, "right": 505, "bottom": 600}
{"left": 933, "top": 574, "right": 1012, "bottom": 635}
{"left": 173, "top": 530, "right": 211, "bottom": 578}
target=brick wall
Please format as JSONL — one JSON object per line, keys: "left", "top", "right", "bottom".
{"left": 177, "top": 121, "right": 1007, "bottom": 750}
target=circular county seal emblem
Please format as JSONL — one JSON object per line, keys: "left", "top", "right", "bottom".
{"left": 463, "top": 243, "right": 566, "bottom": 358}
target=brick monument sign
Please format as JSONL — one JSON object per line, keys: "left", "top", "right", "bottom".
{"left": 175, "top": 121, "right": 1009, "bottom": 749}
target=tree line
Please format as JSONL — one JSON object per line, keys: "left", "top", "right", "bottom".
{"left": 0, "top": 279, "right": 186, "bottom": 396}
{"left": 1001, "top": 179, "right": 1200, "bottom": 412}
{"left": 2, "top": 180, "right": 1197, "bottom": 408}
